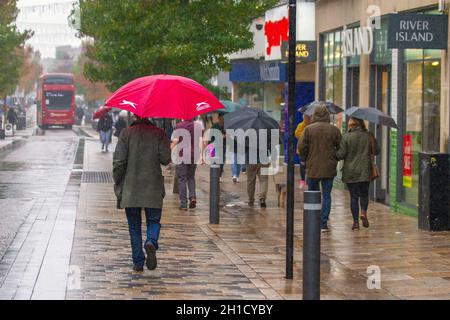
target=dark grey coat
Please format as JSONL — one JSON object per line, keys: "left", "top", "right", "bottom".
{"left": 113, "top": 119, "right": 171, "bottom": 209}
{"left": 336, "top": 127, "right": 380, "bottom": 184}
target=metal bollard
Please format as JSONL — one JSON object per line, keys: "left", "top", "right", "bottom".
{"left": 209, "top": 163, "right": 220, "bottom": 224}
{"left": 303, "top": 190, "right": 321, "bottom": 300}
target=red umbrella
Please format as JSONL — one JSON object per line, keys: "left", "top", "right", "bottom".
{"left": 92, "top": 106, "right": 110, "bottom": 120}
{"left": 103, "top": 75, "right": 223, "bottom": 119}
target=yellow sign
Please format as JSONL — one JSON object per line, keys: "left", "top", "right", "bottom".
{"left": 403, "top": 176, "right": 412, "bottom": 189}
{"left": 281, "top": 41, "right": 317, "bottom": 63}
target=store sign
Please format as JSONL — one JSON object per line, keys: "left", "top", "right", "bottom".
{"left": 260, "top": 62, "right": 280, "bottom": 81}
{"left": 342, "top": 27, "right": 374, "bottom": 58}
{"left": 403, "top": 134, "right": 413, "bottom": 189}
{"left": 264, "top": 5, "right": 289, "bottom": 61}
{"left": 388, "top": 13, "right": 448, "bottom": 49}
{"left": 281, "top": 41, "right": 317, "bottom": 63}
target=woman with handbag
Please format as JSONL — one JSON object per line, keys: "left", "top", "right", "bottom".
{"left": 337, "top": 118, "right": 380, "bottom": 231}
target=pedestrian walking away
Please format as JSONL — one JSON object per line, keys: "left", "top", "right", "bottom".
{"left": 98, "top": 111, "right": 113, "bottom": 152}
{"left": 337, "top": 117, "right": 380, "bottom": 231}
{"left": 113, "top": 116, "right": 171, "bottom": 272}
{"left": 76, "top": 106, "right": 85, "bottom": 126}
{"left": 224, "top": 107, "right": 280, "bottom": 209}
{"left": 7, "top": 107, "right": 18, "bottom": 135}
{"left": 114, "top": 112, "right": 127, "bottom": 138}
{"left": 171, "top": 119, "right": 203, "bottom": 210}
{"left": 245, "top": 130, "right": 273, "bottom": 209}
{"left": 298, "top": 104, "right": 342, "bottom": 232}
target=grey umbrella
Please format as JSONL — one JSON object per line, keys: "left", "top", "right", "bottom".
{"left": 224, "top": 107, "right": 279, "bottom": 131}
{"left": 298, "top": 101, "right": 344, "bottom": 117}
{"left": 345, "top": 106, "right": 398, "bottom": 129}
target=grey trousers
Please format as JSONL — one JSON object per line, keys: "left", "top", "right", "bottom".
{"left": 176, "top": 164, "right": 197, "bottom": 207}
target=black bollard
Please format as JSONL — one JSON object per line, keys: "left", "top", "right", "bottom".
{"left": 209, "top": 163, "right": 220, "bottom": 224}
{"left": 303, "top": 190, "right": 321, "bottom": 300}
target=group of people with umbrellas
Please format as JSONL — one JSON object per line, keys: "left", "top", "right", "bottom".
{"left": 95, "top": 73, "right": 396, "bottom": 271}
{"left": 296, "top": 100, "right": 397, "bottom": 232}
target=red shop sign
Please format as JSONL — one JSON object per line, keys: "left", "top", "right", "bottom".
{"left": 403, "top": 134, "right": 412, "bottom": 177}
{"left": 264, "top": 17, "right": 289, "bottom": 56}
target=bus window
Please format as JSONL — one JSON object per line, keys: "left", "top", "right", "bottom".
{"left": 45, "top": 91, "right": 74, "bottom": 110}
{"left": 44, "top": 77, "right": 74, "bottom": 85}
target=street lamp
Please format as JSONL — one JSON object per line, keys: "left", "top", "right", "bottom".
{"left": 286, "top": 0, "right": 296, "bottom": 280}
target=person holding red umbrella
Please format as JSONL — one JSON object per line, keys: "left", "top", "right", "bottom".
{"left": 113, "top": 115, "right": 171, "bottom": 272}
{"left": 108, "top": 75, "right": 223, "bottom": 272}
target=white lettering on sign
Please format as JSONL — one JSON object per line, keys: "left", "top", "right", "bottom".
{"left": 399, "top": 20, "right": 430, "bottom": 31}
{"left": 342, "top": 26, "right": 374, "bottom": 58}
{"left": 395, "top": 19, "right": 434, "bottom": 43}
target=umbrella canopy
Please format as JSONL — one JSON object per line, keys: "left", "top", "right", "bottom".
{"left": 219, "top": 100, "right": 242, "bottom": 114}
{"left": 299, "top": 101, "right": 344, "bottom": 116}
{"left": 224, "top": 107, "right": 279, "bottom": 131}
{"left": 104, "top": 75, "right": 224, "bottom": 120}
{"left": 93, "top": 106, "right": 110, "bottom": 120}
{"left": 345, "top": 106, "right": 398, "bottom": 129}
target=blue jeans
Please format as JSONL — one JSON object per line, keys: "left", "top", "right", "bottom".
{"left": 307, "top": 178, "right": 334, "bottom": 229}
{"left": 100, "top": 129, "right": 111, "bottom": 145}
{"left": 231, "top": 153, "right": 241, "bottom": 178}
{"left": 125, "top": 208, "right": 162, "bottom": 267}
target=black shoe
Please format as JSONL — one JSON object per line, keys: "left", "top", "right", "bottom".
{"left": 189, "top": 199, "right": 197, "bottom": 209}
{"left": 179, "top": 205, "right": 188, "bottom": 211}
{"left": 248, "top": 201, "right": 255, "bottom": 207}
{"left": 133, "top": 265, "right": 144, "bottom": 272}
{"left": 260, "top": 199, "right": 267, "bottom": 208}
{"left": 145, "top": 242, "right": 157, "bottom": 270}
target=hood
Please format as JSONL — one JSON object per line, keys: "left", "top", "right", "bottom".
{"left": 312, "top": 105, "right": 331, "bottom": 123}
{"left": 131, "top": 118, "right": 152, "bottom": 127}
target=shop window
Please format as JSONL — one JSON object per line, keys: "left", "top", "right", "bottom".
{"left": 235, "top": 82, "right": 264, "bottom": 109}
{"left": 322, "top": 30, "right": 343, "bottom": 129}
{"left": 402, "top": 50, "right": 441, "bottom": 207}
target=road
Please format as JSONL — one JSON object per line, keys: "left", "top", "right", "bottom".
{"left": 0, "top": 129, "right": 79, "bottom": 259}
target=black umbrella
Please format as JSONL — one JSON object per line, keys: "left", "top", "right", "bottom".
{"left": 345, "top": 106, "right": 398, "bottom": 129}
{"left": 298, "top": 101, "right": 344, "bottom": 116}
{"left": 224, "top": 107, "right": 279, "bottom": 131}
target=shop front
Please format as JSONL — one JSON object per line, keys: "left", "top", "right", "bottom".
{"left": 316, "top": 0, "right": 450, "bottom": 216}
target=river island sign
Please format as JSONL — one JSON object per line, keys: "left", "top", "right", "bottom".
{"left": 388, "top": 13, "right": 448, "bottom": 50}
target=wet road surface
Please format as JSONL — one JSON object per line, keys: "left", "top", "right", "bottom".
{"left": 0, "top": 129, "right": 79, "bottom": 299}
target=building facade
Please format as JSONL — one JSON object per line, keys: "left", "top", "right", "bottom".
{"left": 229, "top": 1, "right": 317, "bottom": 158}
{"left": 316, "top": 0, "right": 450, "bottom": 216}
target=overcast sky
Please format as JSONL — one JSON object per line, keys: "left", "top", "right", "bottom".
{"left": 16, "top": 0, "right": 81, "bottom": 58}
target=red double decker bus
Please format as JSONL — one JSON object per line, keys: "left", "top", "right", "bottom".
{"left": 37, "top": 73, "right": 76, "bottom": 129}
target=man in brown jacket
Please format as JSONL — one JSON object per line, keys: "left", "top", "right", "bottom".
{"left": 298, "top": 105, "right": 342, "bottom": 232}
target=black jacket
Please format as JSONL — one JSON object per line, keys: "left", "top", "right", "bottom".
{"left": 98, "top": 114, "right": 113, "bottom": 132}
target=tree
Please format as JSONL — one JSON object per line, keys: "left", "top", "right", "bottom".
{"left": 72, "top": 0, "right": 277, "bottom": 91}
{"left": 73, "top": 42, "right": 111, "bottom": 106}
{"left": 18, "top": 46, "right": 43, "bottom": 96}
{"left": 0, "top": 0, "right": 31, "bottom": 98}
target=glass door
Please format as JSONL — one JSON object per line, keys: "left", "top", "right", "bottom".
{"left": 374, "top": 66, "right": 391, "bottom": 203}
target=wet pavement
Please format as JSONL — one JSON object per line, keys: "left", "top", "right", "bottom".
{"left": 1, "top": 124, "right": 450, "bottom": 300}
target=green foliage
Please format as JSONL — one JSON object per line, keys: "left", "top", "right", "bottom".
{"left": 72, "top": 0, "right": 277, "bottom": 91}
{"left": 0, "top": 0, "right": 31, "bottom": 96}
